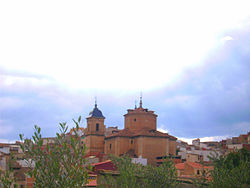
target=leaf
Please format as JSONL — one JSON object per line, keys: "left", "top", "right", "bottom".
{"left": 78, "top": 116, "right": 81, "bottom": 123}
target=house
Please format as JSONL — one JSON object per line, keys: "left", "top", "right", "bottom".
{"left": 175, "top": 162, "right": 213, "bottom": 178}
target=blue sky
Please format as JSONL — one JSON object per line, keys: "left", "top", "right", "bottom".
{"left": 0, "top": 0, "right": 250, "bottom": 143}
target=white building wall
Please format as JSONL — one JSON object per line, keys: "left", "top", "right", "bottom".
{"left": 132, "top": 157, "right": 147, "bottom": 166}
{"left": 0, "top": 147, "right": 10, "bottom": 154}
{"left": 227, "top": 144, "right": 243, "bottom": 150}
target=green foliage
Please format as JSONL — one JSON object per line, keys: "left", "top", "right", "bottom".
{"left": 0, "top": 169, "right": 14, "bottom": 188}
{"left": 0, "top": 154, "right": 15, "bottom": 188}
{"left": 98, "top": 156, "right": 179, "bottom": 188}
{"left": 143, "top": 159, "right": 179, "bottom": 188}
{"left": 191, "top": 169, "right": 209, "bottom": 188}
{"left": 98, "top": 155, "right": 142, "bottom": 188}
{"left": 19, "top": 116, "right": 89, "bottom": 188}
{"left": 209, "top": 148, "right": 250, "bottom": 188}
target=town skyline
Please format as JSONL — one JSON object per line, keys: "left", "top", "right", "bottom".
{"left": 1, "top": 1, "right": 250, "bottom": 143}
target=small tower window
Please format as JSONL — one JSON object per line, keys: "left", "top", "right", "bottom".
{"left": 96, "top": 123, "right": 99, "bottom": 131}
{"left": 110, "top": 144, "right": 112, "bottom": 149}
{"left": 134, "top": 118, "right": 136, "bottom": 122}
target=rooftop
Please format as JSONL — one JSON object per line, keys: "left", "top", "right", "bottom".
{"left": 105, "top": 127, "right": 177, "bottom": 140}
{"left": 88, "top": 103, "right": 105, "bottom": 118}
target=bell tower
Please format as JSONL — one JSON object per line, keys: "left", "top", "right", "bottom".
{"left": 124, "top": 96, "right": 157, "bottom": 131}
{"left": 85, "top": 100, "right": 105, "bottom": 154}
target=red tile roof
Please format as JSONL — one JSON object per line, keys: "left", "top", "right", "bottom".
{"left": 91, "top": 160, "right": 112, "bottom": 166}
{"left": 175, "top": 163, "right": 185, "bottom": 170}
{"left": 106, "top": 128, "right": 133, "bottom": 138}
{"left": 105, "top": 127, "right": 177, "bottom": 140}
{"left": 0, "top": 143, "right": 10, "bottom": 147}
{"left": 175, "top": 162, "right": 213, "bottom": 170}
{"left": 91, "top": 160, "right": 116, "bottom": 172}
{"left": 186, "top": 162, "right": 203, "bottom": 169}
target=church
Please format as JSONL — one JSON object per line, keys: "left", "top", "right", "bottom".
{"left": 80, "top": 97, "right": 177, "bottom": 165}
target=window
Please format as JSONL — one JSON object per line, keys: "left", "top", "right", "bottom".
{"left": 14, "top": 185, "right": 18, "bottom": 188}
{"left": 96, "top": 123, "right": 99, "bottom": 131}
{"left": 197, "top": 170, "right": 200, "bottom": 175}
{"left": 134, "top": 118, "right": 136, "bottom": 122}
{"left": 20, "top": 185, "right": 24, "bottom": 188}
{"left": 110, "top": 144, "right": 112, "bottom": 149}
{"left": 131, "top": 140, "right": 133, "bottom": 144}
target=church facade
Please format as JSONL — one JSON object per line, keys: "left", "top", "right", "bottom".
{"left": 81, "top": 98, "right": 177, "bottom": 165}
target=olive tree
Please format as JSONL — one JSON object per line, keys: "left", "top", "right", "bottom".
{"left": 98, "top": 155, "right": 179, "bottom": 188}
{"left": 19, "top": 116, "right": 89, "bottom": 188}
{"left": 209, "top": 148, "right": 250, "bottom": 188}
{"left": 143, "top": 159, "right": 179, "bottom": 188}
{"left": 98, "top": 155, "right": 141, "bottom": 188}
{"left": 0, "top": 166, "right": 14, "bottom": 188}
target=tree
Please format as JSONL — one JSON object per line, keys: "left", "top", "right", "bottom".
{"left": 143, "top": 159, "right": 179, "bottom": 188}
{"left": 0, "top": 153, "right": 16, "bottom": 188}
{"left": 98, "top": 155, "right": 142, "bottom": 188}
{"left": 209, "top": 148, "right": 250, "bottom": 188}
{"left": 19, "top": 116, "right": 89, "bottom": 188}
{"left": 98, "top": 155, "right": 179, "bottom": 188}
{"left": 0, "top": 166, "right": 14, "bottom": 188}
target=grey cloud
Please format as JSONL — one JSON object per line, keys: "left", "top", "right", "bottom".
{"left": 0, "top": 66, "right": 53, "bottom": 80}
{"left": 148, "top": 28, "right": 250, "bottom": 138}
{"left": 1, "top": 28, "right": 250, "bottom": 142}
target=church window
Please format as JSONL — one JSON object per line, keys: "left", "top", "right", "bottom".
{"left": 96, "top": 123, "right": 99, "bottom": 131}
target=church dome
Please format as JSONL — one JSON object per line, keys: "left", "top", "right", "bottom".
{"left": 88, "top": 103, "right": 105, "bottom": 118}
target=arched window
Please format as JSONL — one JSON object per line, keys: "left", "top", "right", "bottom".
{"left": 96, "top": 123, "right": 99, "bottom": 131}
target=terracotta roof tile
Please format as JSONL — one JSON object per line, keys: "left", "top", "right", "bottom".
{"left": 91, "top": 160, "right": 112, "bottom": 166}
{"left": 176, "top": 162, "right": 213, "bottom": 170}
{"left": 186, "top": 162, "right": 203, "bottom": 169}
{"left": 0, "top": 143, "right": 10, "bottom": 147}
{"left": 105, "top": 128, "right": 134, "bottom": 138}
{"left": 175, "top": 163, "right": 185, "bottom": 170}
{"left": 105, "top": 127, "right": 177, "bottom": 140}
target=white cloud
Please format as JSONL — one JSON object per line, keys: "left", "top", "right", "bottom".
{"left": 157, "top": 124, "right": 169, "bottom": 133}
{"left": 0, "top": 138, "right": 17, "bottom": 143}
{"left": 199, "top": 135, "right": 230, "bottom": 142}
{"left": 220, "top": 36, "right": 233, "bottom": 45}
{"left": 164, "top": 95, "right": 197, "bottom": 106}
{"left": 0, "top": 1, "right": 249, "bottom": 91}
{"left": 178, "top": 135, "right": 230, "bottom": 145}
{"left": 221, "top": 36, "right": 233, "bottom": 42}
{"left": 177, "top": 137, "right": 194, "bottom": 145}
{"left": 0, "top": 74, "right": 52, "bottom": 87}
